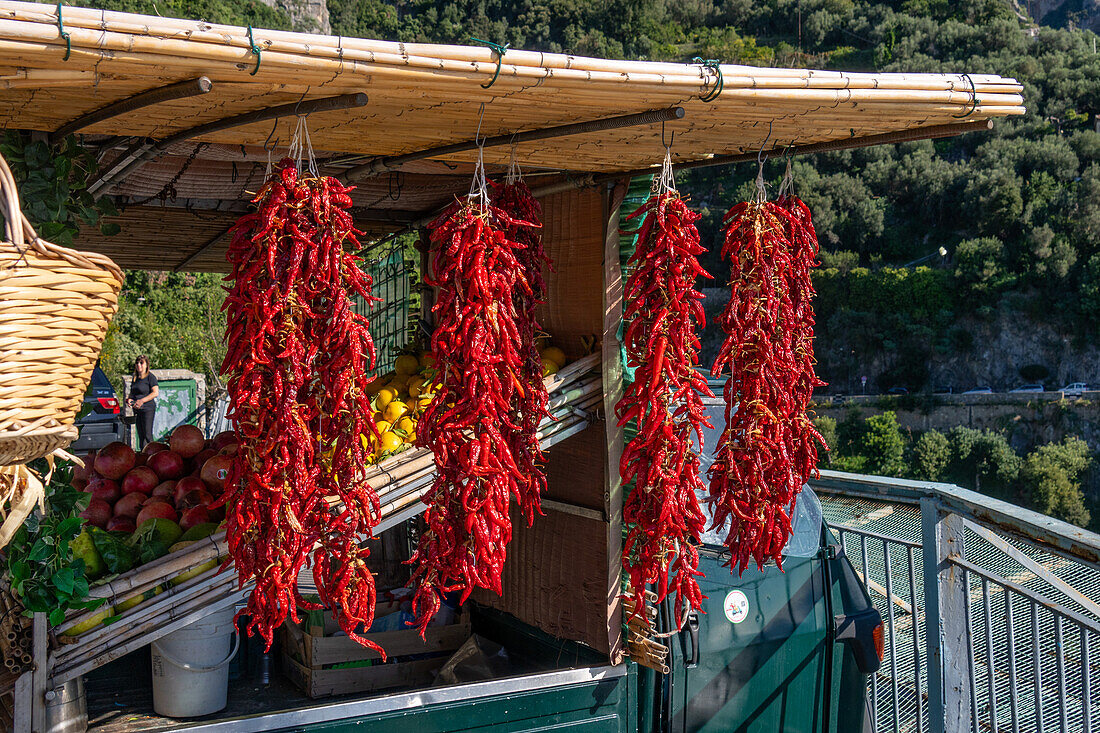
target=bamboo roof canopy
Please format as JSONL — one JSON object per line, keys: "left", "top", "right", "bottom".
{"left": 0, "top": 0, "right": 1026, "bottom": 271}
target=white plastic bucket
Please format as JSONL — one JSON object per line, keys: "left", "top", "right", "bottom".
{"left": 151, "top": 605, "right": 240, "bottom": 718}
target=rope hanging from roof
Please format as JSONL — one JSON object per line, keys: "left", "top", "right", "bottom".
{"left": 246, "top": 25, "right": 262, "bottom": 76}
{"left": 55, "top": 2, "right": 70, "bottom": 61}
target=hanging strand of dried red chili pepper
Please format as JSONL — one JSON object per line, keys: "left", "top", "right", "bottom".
{"left": 617, "top": 151, "right": 713, "bottom": 621}
{"left": 708, "top": 167, "right": 825, "bottom": 575}
{"left": 220, "top": 157, "right": 383, "bottom": 653}
{"left": 494, "top": 173, "right": 551, "bottom": 526}
{"left": 408, "top": 158, "right": 540, "bottom": 635}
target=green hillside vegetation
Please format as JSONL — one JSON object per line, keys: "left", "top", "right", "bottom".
{"left": 820, "top": 410, "right": 1095, "bottom": 527}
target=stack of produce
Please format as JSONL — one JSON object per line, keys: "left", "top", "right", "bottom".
{"left": 220, "top": 160, "right": 383, "bottom": 652}
{"left": 617, "top": 181, "right": 713, "bottom": 621}
{"left": 407, "top": 190, "right": 545, "bottom": 635}
{"left": 66, "top": 427, "right": 234, "bottom": 589}
{"left": 708, "top": 194, "right": 825, "bottom": 574}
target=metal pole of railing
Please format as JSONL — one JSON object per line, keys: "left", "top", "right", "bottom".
{"left": 982, "top": 578, "right": 997, "bottom": 731}
{"left": 921, "top": 498, "right": 972, "bottom": 733}
{"left": 1006, "top": 591, "right": 1020, "bottom": 733}
{"left": 964, "top": 569, "right": 979, "bottom": 733}
{"left": 1033, "top": 601, "right": 1044, "bottom": 731}
{"left": 1082, "top": 627, "right": 1092, "bottom": 733}
{"left": 907, "top": 545, "right": 924, "bottom": 732}
{"left": 884, "top": 540, "right": 901, "bottom": 732}
{"left": 1056, "top": 615, "right": 1068, "bottom": 732}
{"left": 862, "top": 532, "right": 877, "bottom": 728}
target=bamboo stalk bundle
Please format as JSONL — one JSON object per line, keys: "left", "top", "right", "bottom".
{"left": 0, "top": 1, "right": 1025, "bottom": 177}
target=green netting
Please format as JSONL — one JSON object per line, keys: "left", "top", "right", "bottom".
{"left": 355, "top": 232, "right": 419, "bottom": 374}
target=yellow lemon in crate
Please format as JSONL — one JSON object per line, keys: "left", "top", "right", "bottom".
{"left": 396, "top": 416, "right": 416, "bottom": 440}
{"left": 395, "top": 354, "right": 420, "bottom": 375}
{"left": 540, "top": 346, "right": 567, "bottom": 369}
{"left": 375, "top": 431, "right": 403, "bottom": 458}
{"left": 365, "top": 375, "right": 388, "bottom": 396}
{"left": 65, "top": 605, "right": 114, "bottom": 637}
{"left": 541, "top": 358, "right": 560, "bottom": 377}
{"left": 383, "top": 400, "right": 408, "bottom": 423}
{"left": 374, "top": 387, "right": 397, "bottom": 411}
{"left": 407, "top": 376, "right": 426, "bottom": 397}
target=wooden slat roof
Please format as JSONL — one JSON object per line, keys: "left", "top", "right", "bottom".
{"left": 0, "top": 1, "right": 1026, "bottom": 271}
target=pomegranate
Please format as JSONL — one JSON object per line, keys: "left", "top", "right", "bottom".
{"left": 80, "top": 499, "right": 112, "bottom": 528}
{"left": 200, "top": 454, "right": 233, "bottom": 494}
{"left": 148, "top": 450, "right": 184, "bottom": 480}
{"left": 136, "top": 502, "right": 177, "bottom": 525}
{"left": 151, "top": 480, "right": 177, "bottom": 500}
{"left": 179, "top": 505, "right": 211, "bottom": 531}
{"left": 94, "top": 442, "right": 136, "bottom": 480}
{"left": 142, "top": 441, "right": 169, "bottom": 455}
{"left": 211, "top": 431, "right": 238, "bottom": 451}
{"left": 173, "top": 477, "right": 206, "bottom": 507}
{"left": 121, "top": 466, "right": 158, "bottom": 496}
{"left": 106, "top": 516, "right": 136, "bottom": 533}
{"left": 192, "top": 448, "right": 217, "bottom": 470}
{"left": 178, "top": 489, "right": 214, "bottom": 511}
{"left": 218, "top": 444, "right": 239, "bottom": 457}
{"left": 169, "top": 424, "right": 205, "bottom": 459}
{"left": 88, "top": 478, "right": 121, "bottom": 505}
{"left": 113, "top": 492, "right": 145, "bottom": 519}
{"left": 143, "top": 494, "right": 171, "bottom": 506}
{"left": 72, "top": 450, "right": 96, "bottom": 490}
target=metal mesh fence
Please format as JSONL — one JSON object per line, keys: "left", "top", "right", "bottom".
{"left": 819, "top": 491, "right": 1100, "bottom": 733}
{"left": 355, "top": 232, "right": 419, "bottom": 374}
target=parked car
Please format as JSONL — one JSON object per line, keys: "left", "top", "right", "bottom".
{"left": 1009, "top": 383, "right": 1045, "bottom": 393}
{"left": 1060, "top": 382, "right": 1091, "bottom": 396}
{"left": 886, "top": 386, "right": 909, "bottom": 395}
{"left": 962, "top": 386, "right": 993, "bottom": 395}
{"left": 70, "top": 365, "right": 126, "bottom": 454}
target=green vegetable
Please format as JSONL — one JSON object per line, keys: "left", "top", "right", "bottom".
{"left": 5, "top": 459, "right": 103, "bottom": 627}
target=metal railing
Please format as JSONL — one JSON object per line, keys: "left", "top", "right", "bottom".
{"left": 813, "top": 470, "right": 1100, "bottom": 733}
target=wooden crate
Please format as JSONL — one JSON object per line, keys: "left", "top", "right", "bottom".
{"left": 280, "top": 608, "right": 471, "bottom": 699}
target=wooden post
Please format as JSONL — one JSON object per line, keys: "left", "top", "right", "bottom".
{"left": 30, "top": 613, "right": 46, "bottom": 733}
{"left": 602, "top": 178, "right": 629, "bottom": 664}
{"left": 921, "top": 497, "right": 971, "bottom": 733}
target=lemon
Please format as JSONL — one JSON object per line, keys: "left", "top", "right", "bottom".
{"left": 540, "top": 346, "right": 567, "bottom": 368}
{"left": 407, "top": 376, "right": 426, "bottom": 397}
{"left": 541, "top": 358, "right": 560, "bottom": 377}
{"left": 395, "top": 354, "right": 420, "bottom": 375}
{"left": 65, "top": 605, "right": 114, "bottom": 637}
{"left": 375, "top": 431, "right": 403, "bottom": 457}
{"left": 374, "top": 387, "right": 397, "bottom": 411}
{"left": 117, "top": 586, "right": 162, "bottom": 612}
{"left": 396, "top": 416, "right": 416, "bottom": 435}
{"left": 383, "top": 401, "right": 408, "bottom": 423}
{"left": 365, "top": 375, "right": 388, "bottom": 396}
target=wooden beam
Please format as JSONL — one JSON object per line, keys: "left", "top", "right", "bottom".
{"left": 88, "top": 92, "right": 370, "bottom": 194}
{"left": 49, "top": 77, "right": 213, "bottom": 144}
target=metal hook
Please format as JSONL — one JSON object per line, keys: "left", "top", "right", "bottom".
{"left": 292, "top": 88, "right": 311, "bottom": 118}
{"left": 757, "top": 120, "right": 774, "bottom": 166}
{"left": 263, "top": 119, "right": 279, "bottom": 152}
{"left": 661, "top": 120, "right": 675, "bottom": 151}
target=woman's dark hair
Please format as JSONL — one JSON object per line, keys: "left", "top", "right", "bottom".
{"left": 133, "top": 355, "right": 150, "bottom": 378}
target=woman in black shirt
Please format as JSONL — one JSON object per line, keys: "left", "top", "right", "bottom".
{"left": 128, "top": 355, "right": 159, "bottom": 449}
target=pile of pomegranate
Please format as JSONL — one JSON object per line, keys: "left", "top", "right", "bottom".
{"left": 74, "top": 425, "right": 236, "bottom": 534}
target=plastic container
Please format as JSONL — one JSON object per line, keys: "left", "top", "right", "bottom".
{"left": 151, "top": 605, "right": 240, "bottom": 717}
{"left": 45, "top": 677, "right": 87, "bottom": 733}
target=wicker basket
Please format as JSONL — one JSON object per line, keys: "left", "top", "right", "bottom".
{"left": 0, "top": 150, "right": 124, "bottom": 466}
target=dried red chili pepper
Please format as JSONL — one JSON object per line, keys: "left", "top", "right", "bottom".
{"left": 617, "top": 185, "right": 713, "bottom": 621}
{"left": 220, "top": 159, "right": 383, "bottom": 653}
{"left": 708, "top": 193, "right": 825, "bottom": 575}
{"left": 407, "top": 190, "right": 542, "bottom": 635}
